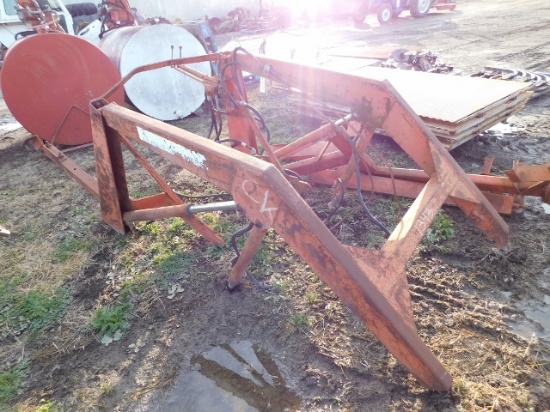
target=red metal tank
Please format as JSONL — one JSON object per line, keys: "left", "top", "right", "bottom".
{"left": 1, "top": 33, "right": 125, "bottom": 146}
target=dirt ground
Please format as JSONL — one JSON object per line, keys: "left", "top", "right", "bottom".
{"left": 1, "top": 0, "right": 550, "bottom": 411}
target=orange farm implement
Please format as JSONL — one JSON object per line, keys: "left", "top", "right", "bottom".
{"left": 21, "top": 49, "right": 550, "bottom": 392}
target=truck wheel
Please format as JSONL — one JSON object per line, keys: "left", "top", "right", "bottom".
{"left": 377, "top": 4, "right": 393, "bottom": 24}
{"left": 353, "top": 1, "right": 369, "bottom": 23}
{"left": 410, "top": 0, "right": 432, "bottom": 17}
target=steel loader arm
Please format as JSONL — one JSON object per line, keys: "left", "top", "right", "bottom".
{"left": 91, "top": 103, "right": 452, "bottom": 391}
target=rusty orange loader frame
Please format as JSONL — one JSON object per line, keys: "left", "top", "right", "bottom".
{"left": 30, "top": 50, "right": 550, "bottom": 393}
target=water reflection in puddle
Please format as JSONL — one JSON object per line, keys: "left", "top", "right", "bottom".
{"left": 506, "top": 265, "right": 550, "bottom": 341}
{"left": 0, "top": 120, "right": 21, "bottom": 133}
{"left": 152, "top": 341, "right": 301, "bottom": 411}
{"left": 507, "top": 270, "right": 550, "bottom": 343}
{"left": 488, "top": 122, "right": 518, "bottom": 135}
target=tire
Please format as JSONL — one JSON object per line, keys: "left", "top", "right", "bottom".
{"left": 65, "top": 2, "right": 98, "bottom": 17}
{"left": 377, "top": 4, "right": 393, "bottom": 24}
{"left": 353, "top": 0, "right": 370, "bottom": 23}
{"left": 410, "top": 0, "right": 432, "bottom": 18}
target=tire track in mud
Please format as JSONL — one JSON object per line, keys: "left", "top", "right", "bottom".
{"left": 496, "top": 40, "right": 550, "bottom": 71}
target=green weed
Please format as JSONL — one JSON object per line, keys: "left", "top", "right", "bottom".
{"left": 423, "top": 211, "right": 456, "bottom": 246}
{"left": 138, "top": 221, "right": 163, "bottom": 236}
{"left": 91, "top": 301, "right": 132, "bottom": 340}
{"left": 35, "top": 400, "right": 63, "bottom": 412}
{"left": 167, "top": 218, "right": 186, "bottom": 235}
{"left": 250, "top": 246, "right": 275, "bottom": 274}
{"left": 129, "top": 187, "right": 159, "bottom": 200}
{"left": 289, "top": 313, "right": 310, "bottom": 332}
{"left": 99, "top": 380, "right": 116, "bottom": 396}
{"left": 305, "top": 290, "right": 319, "bottom": 305}
{"left": 273, "top": 277, "right": 290, "bottom": 295}
{"left": 0, "top": 362, "right": 28, "bottom": 405}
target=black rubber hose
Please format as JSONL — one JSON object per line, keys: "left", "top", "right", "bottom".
{"left": 351, "top": 137, "right": 391, "bottom": 237}
{"left": 230, "top": 222, "right": 255, "bottom": 263}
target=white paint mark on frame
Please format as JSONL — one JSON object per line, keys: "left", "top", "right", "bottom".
{"left": 137, "top": 127, "right": 206, "bottom": 168}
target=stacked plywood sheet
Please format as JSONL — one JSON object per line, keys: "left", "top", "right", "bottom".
{"left": 298, "top": 58, "right": 533, "bottom": 150}
{"left": 345, "top": 65, "right": 532, "bottom": 149}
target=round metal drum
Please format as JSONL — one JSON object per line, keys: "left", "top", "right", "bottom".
{"left": 99, "top": 25, "right": 211, "bottom": 121}
{"left": 1, "top": 33, "right": 124, "bottom": 146}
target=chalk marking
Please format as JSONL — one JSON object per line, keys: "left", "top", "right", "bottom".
{"left": 137, "top": 127, "right": 206, "bottom": 168}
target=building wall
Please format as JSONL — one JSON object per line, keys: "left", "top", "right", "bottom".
{"left": 65, "top": 0, "right": 260, "bottom": 22}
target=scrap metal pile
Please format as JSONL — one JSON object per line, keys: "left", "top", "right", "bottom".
{"left": 2, "top": 3, "right": 550, "bottom": 394}
{"left": 472, "top": 66, "right": 550, "bottom": 98}
{"left": 381, "top": 48, "right": 455, "bottom": 73}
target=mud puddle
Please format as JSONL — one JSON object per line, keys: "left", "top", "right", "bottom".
{"left": 149, "top": 341, "right": 301, "bottom": 411}
{"left": 507, "top": 269, "right": 550, "bottom": 342}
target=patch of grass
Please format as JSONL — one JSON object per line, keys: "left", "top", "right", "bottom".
{"left": 305, "top": 290, "right": 319, "bottom": 305}
{"left": 250, "top": 245, "right": 276, "bottom": 275}
{"left": 167, "top": 218, "right": 186, "bottom": 236}
{"left": 264, "top": 276, "right": 292, "bottom": 304}
{"left": 370, "top": 196, "right": 412, "bottom": 229}
{"left": 99, "top": 380, "right": 116, "bottom": 396}
{"left": 138, "top": 221, "right": 163, "bottom": 237}
{"left": 0, "top": 276, "right": 26, "bottom": 300}
{"left": 129, "top": 187, "right": 159, "bottom": 200}
{"left": 68, "top": 206, "right": 89, "bottom": 217}
{"left": 0, "top": 287, "right": 71, "bottom": 339}
{"left": 289, "top": 313, "right": 310, "bottom": 332}
{"left": 52, "top": 238, "right": 93, "bottom": 263}
{"left": 273, "top": 277, "right": 290, "bottom": 295}
{"left": 155, "top": 251, "right": 197, "bottom": 277}
{"left": 0, "top": 361, "right": 28, "bottom": 405}
{"left": 35, "top": 400, "right": 63, "bottom": 412}
{"left": 91, "top": 300, "right": 132, "bottom": 339}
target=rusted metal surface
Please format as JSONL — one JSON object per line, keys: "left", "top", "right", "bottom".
{"left": 90, "top": 101, "right": 453, "bottom": 391}
{"left": 27, "top": 50, "right": 549, "bottom": 393}
{"left": 1, "top": 33, "right": 125, "bottom": 146}
{"left": 16, "top": 0, "right": 66, "bottom": 33}
{"left": 80, "top": 52, "right": 513, "bottom": 391}
{"left": 228, "top": 225, "right": 268, "bottom": 289}
{"left": 30, "top": 136, "right": 100, "bottom": 199}
{"left": 473, "top": 66, "right": 550, "bottom": 98}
